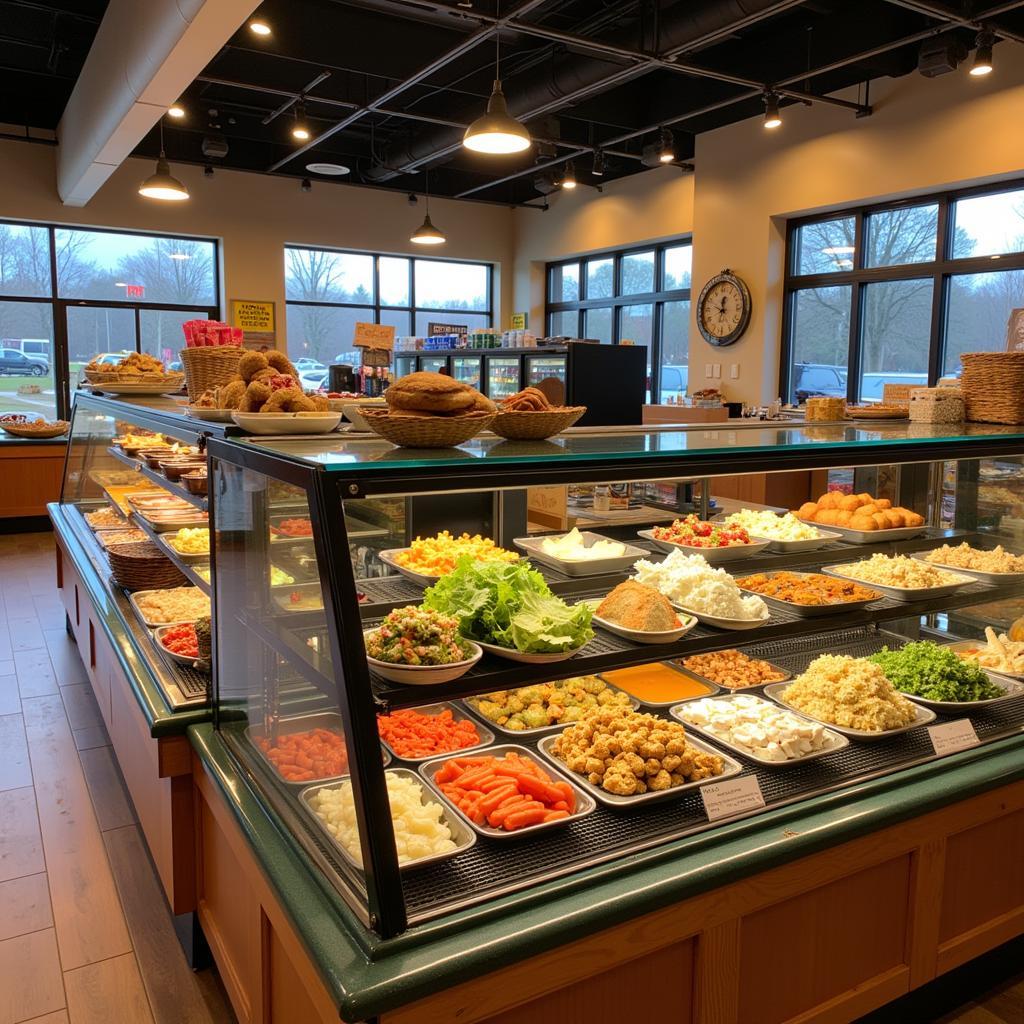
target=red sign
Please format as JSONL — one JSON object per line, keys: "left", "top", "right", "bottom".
{"left": 125, "top": 284, "right": 144, "bottom": 298}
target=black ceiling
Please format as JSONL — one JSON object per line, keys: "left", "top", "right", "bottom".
{"left": 2, "top": 1, "right": 1023, "bottom": 207}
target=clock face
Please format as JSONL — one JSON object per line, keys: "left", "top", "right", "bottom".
{"left": 697, "top": 272, "right": 751, "bottom": 347}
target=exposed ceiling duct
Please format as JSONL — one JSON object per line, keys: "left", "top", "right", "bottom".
{"left": 56, "top": 0, "right": 259, "bottom": 206}
{"left": 362, "top": 0, "right": 798, "bottom": 183}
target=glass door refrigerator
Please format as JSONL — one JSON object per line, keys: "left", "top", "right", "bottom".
{"left": 485, "top": 356, "right": 521, "bottom": 400}
{"left": 451, "top": 355, "right": 483, "bottom": 390}
{"left": 524, "top": 354, "right": 568, "bottom": 405}
{"left": 393, "top": 353, "right": 417, "bottom": 381}
{"left": 419, "top": 355, "right": 450, "bottom": 375}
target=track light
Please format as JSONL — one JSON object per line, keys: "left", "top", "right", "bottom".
{"left": 561, "top": 161, "right": 577, "bottom": 190}
{"left": 138, "top": 122, "right": 189, "bottom": 201}
{"left": 763, "top": 91, "right": 782, "bottom": 129}
{"left": 971, "top": 30, "right": 995, "bottom": 75}
{"left": 411, "top": 170, "right": 445, "bottom": 245}
{"left": 301, "top": 178, "right": 312, "bottom": 192}
{"left": 249, "top": 18, "right": 271, "bottom": 35}
{"left": 292, "top": 103, "right": 311, "bottom": 141}
{"left": 658, "top": 128, "right": 675, "bottom": 163}
{"left": 591, "top": 148, "right": 605, "bottom": 176}
{"left": 167, "top": 104, "right": 185, "bottom": 119}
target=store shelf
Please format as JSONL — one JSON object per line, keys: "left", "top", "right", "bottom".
{"left": 130, "top": 514, "right": 211, "bottom": 595}
{"left": 107, "top": 446, "right": 208, "bottom": 512}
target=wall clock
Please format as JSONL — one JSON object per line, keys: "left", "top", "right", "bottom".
{"left": 696, "top": 268, "right": 752, "bottom": 347}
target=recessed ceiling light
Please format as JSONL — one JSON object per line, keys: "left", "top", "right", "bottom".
{"left": 306, "top": 162, "right": 350, "bottom": 176}
{"left": 249, "top": 19, "right": 271, "bottom": 36}
{"left": 167, "top": 104, "right": 185, "bottom": 118}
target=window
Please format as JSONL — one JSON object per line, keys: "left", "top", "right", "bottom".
{"left": 545, "top": 240, "right": 692, "bottom": 402}
{"left": 782, "top": 183, "right": 1024, "bottom": 403}
{"left": 285, "top": 248, "right": 493, "bottom": 364}
{"left": 0, "top": 222, "right": 219, "bottom": 422}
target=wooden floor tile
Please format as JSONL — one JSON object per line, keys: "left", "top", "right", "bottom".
{"left": 14, "top": 650, "right": 57, "bottom": 700}
{"left": 20, "top": 1011, "right": 68, "bottom": 1023}
{"left": 0, "top": 928, "right": 65, "bottom": 1024}
{"left": 0, "top": 788, "right": 44, "bottom": 883}
{"left": 0, "top": 675, "right": 21, "bottom": 718}
{"left": 0, "top": 715, "right": 32, "bottom": 792}
{"left": 0, "top": 872, "right": 52, "bottom": 942}
{"left": 63, "top": 954, "right": 153, "bottom": 1024}
{"left": 22, "top": 695, "right": 132, "bottom": 970}
{"left": 71, "top": 726, "right": 109, "bottom": 752}
{"left": 79, "top": 748, "right": 134, "bottom": 832}
{"left": 58, "top": 687, "right": 102, "bottom": 734}
{"left": 41, "top": 633, "right": 85, "bottom": 688}
{"left": 102, "top": 826, "right": 235, "bottom": 1024}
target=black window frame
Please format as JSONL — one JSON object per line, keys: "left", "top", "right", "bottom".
{"left": 0, "top": 220, "right": 221, "bottom": 422}
{"left": 545, "top": 238, "right": 692, "bottom": 402}
{"left": 284, "top": 246, "right": 495, "bottom": 350}
{"left": 780, "top": 179, "right": 1024, "bottom": 404}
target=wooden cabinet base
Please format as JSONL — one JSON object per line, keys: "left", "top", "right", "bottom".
{"left": 0, "top": 444, "right": 64, "bottom": 517}
{"left": 191, "top": 742, "right": 1024, "bottom": 1024}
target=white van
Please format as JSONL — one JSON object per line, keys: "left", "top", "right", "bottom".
{"left": 1, "top": 338, "right": 51, "bottom": 360}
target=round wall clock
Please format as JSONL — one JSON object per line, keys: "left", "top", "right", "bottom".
{"left": 696, "top": 268, "right": 752, "bottom": 347}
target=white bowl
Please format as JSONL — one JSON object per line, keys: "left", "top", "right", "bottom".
{"left": 671, "top": 601, "right": 770, "bottom": 631}
{"left": 590, "top": 607, "right": 698, "bottom": 645}
{"left": 341, "top": 400, "right": 387, "bottom": 431}
{"left": 364, "top": 631, "right": 482, "bottom": 685}
{"left": 231, "top": 411, "right": 342, "bottom": 435}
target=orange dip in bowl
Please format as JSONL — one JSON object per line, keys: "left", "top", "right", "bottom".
{"left": 602, "top": 663, "right": 715, "bottom": 705}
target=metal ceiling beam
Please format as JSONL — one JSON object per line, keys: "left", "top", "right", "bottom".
{"left": 264, "top": 0, "right": 551, "bottom": 172}
{"left": 259, "top": 70, "right": 331, "bottom": 126}
{"left": 880, "top": 0, "right": 1024, "bottom": 45}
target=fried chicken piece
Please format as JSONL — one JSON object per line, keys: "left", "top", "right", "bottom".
{"left": 266, "top": 350, "right": 298, "bottom": 378}
{"left": 239, "top": 381, "right": 271, "bottom": 412}
{"left": 262, "top": 387, "right": 316, "bottom": 412}
{"left": 238, "top": 351, "right": 269, "bottom": 382}
{"left": 217, "top": 380, "right": 247, "bottom": 410}
{"left": 249, "top": 367, "right": 277, "bottom": 385}
{"left": 307, "top": 394, "right": 330, "bottom": 412}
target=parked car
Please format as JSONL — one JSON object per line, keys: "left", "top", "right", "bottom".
{"left": 166, "top": 359, "right": 183, "bottom": 372}
{"left": 660, "top": 364, "right": 689, "bottom": 401}
{"left": 793, "top": 362, "right": 848, "bottom": 403}
{"left": 294, "top": 358, "right": 326, "bottom": 372}
{"left": 0, "top": 348, "right": 48, "bottom": 377}
{"left": 860, "top": 371, "right": 928, "bottom": 402}
{"left": 300, "top": 369, "right": 329, "bottom": 391}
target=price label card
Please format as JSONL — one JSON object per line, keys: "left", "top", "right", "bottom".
{"left": 928, "top": 719, "right": 980, "bottom": 756}
{"left": 700, "top": 776, "right": 765, "bottom": 822}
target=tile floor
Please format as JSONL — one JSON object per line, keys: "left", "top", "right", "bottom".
{"left": 0, "top": 531, "right": 234, "bottom": 1024}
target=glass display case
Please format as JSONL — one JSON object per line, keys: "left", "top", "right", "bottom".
{"left": 207, "top": 421, "right": 1024, "bottom": 940}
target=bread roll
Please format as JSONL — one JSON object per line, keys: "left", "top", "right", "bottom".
{"left": 850, "top": 514, "right": 878, "bottom": 531}
{"left": 798, "top": 502, "right": 818, "bottom": 519}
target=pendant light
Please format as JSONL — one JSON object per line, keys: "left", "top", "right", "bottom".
{"left": 138, "top": 120, "right": 189, "bottom": 201}
{"left": 463, "top": 3, "right": 531, "bottom": 154}
{"left": 763, "top": 91, "right": 782, "bottom": 129}
{"left": 411, "top": 170, "right": 445, "bottom": 245}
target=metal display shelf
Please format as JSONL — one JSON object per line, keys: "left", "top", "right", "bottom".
{"left": 244, "top": 624, "right": 1024, "bottom": 926}
{"left": 106, "top": 446, "right": 208, "bottom": 512}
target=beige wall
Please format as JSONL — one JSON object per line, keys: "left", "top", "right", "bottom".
{"left": 0, "top": 140, "right": 515, "bottom": 346}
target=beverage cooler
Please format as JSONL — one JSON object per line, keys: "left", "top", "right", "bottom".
{"left": 486, "top": 356, "right": 521, "bottom": 399}
{"left": 525, "top": 354, "right": 568, "bottom": 404}
{"left": 419, "top": 354, "right": 450, "bottom": 375}
{"left": 452, "top": 355, "right": 482, "bottom": 389}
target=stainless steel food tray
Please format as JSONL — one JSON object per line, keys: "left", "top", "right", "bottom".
{"left": 637, "top": 528, "right": 771, "bottom": 563}
{"left": 598, "top": 661, "right": 719, "bottom": 708}
{"left": 676, "top": 653, "right": 791, "bottom": 691}
{"left": 377, "top": 548, "right": 441, "bottom": 587}
{"left": 299, "top": 768, "right": 476, "bottom": 871}
{"left": 418, "top": 744, "right": 597, "bottom": 840}
{"left": 911, "top": 551, "right": 1024, "bottom": 584}
{"left": 735, "top": 571, "right": 884, "bottom": 618}
{"left": 513, "top": 532, "right": 647, "bottom": 577}
{"left": 127, "top": 587, "right": 208, "bottom": 628}
{"left": 821, "top": 563, "right": 975, "bottom": 603}
{"left": 535, "top": 732, "right": 743, "bottom": 809}
{"left": 745, "top": 527, "right": 844, "bottom": 553}
{"left": 796, "top": 519, "right": 926, "bottom": 544}
{"left": 378, "top": 701, "right": 495, "bottom": 763}
{"left": 669, "top": 693, "right": 850, "bottom": 767}
{"left": 943, "top": 639, "right": 1024, "bottom": 681}
{"left": 896, "top": 665, "right": 1024, "bottom": 712}
{"left": 762, "top": 680, "right": 937, "bottom": 740}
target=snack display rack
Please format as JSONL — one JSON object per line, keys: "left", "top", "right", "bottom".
{"left": 205, "top": 419, "right": 1024, "bottom": 939}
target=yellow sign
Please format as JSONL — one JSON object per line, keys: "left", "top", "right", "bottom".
{"left": 230, "top": 299, "right": 276, "bottom": 333}
{"left": 510, "top": 312, "right": 528, "bottom": 330}
{"left": 354, "top": 322, "right": 396, "bottom": 349}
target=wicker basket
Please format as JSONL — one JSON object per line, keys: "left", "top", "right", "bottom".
{"left": 107, "top": 542, "right": 187, "bottom": 592}
{"left": 909, "top": 387, "right": 964, "bottom": 424}
{"left": 491, "top": 406, "right": 586, "bottom": 440}
{"left": 0, "top": 419, "right": 69, "bottom": 439}
{"left": 960, "top": 352, "right": 1024, "bottom": 424}
{"left": 180, "top": 347, "right": 243, "bottom": 402}
{"left": 362, "top": 410, "right": 494, "bottom": 448}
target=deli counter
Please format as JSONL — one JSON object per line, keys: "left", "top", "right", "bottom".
{"left": 51, "top": 396, "right": 1024, "bottom": 1024}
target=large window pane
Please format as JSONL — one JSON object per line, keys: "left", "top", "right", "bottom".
{"left": 865, "top": 204, "right": 938, "bottom": 267}
{"left": 859, "top": 279, "right": 933, "bottom": 401}
{"left": 379, "top": 308, "right": 411, "bottom": 336}
{"left": 952, "top": 188, "right": 1024, "bottom": 259}
{"left": 663, "top": 245, "right": 692, "bottom": 291}
{"left": 0, "top": 300, "right": 56, "bottom": 418}
{"left": 285, "top": 248, "right": 374, "bottom": 304}
{"left": 0, "top": 224, "right": 51, "bottom": 297}
{"left": 621, "top": 251, "right": 655, "bottom": 295}
{"left": 792, "top": 218, "right": 856, "bottom": 275}
{"left": 620, "top": 303, "right": 653, "bottom": 400}
{"left": 944, "top": 270, "right": 1024, "bottom": 375}
{"left": 414, "top": 311, "right": 490, "bottom": 336}
{"left": 67, "top": 305, "right": 136, "bottom": 369}
{"left": 586, "top": 258, "right": 613, "bottom": 299}
{"left": 788, "top": 286, "right": 851, "bottom": 403}
{"left": 286, "top": 304, "right": 372, "bottom": 365}
{"left": 56, "top": 229, "right": 216, "bottom": 304}
{"left": 548, "top": 310, "right": 578, "bottom": 338}
{"left": 415, "top": 260, "right": 488, "bottom": 311}
{"left": 549, "top": 263, "right": 579, "bottom": 303}
{"left": 584, "top": 307, "right": 612, "bottom": 344}
{"left": 661, "top": 300, "right": 690, "bottom": 400}
{"left": 378, "top": 257, "right": 409, "bottom": 306}
{"left": 141, "top": 310, "right": 208, "bottom": 368}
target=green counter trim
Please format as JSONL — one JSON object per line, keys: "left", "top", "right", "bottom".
{"left": 187, "top": 721, "right": 1024, "bottom": 1022}
{"left": 48, "top": 503, "right": 207, "bottom": 737}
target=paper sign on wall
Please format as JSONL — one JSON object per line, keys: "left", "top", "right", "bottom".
{"left": 353, "top": 322, "right": 396, "bottom": 349}
{"left": 230, "top": 300, "right": 276, "bottom": 332}
{"left": 428, "top": 322, "right": 468, "bottom": 336}
{"left": 510, "top": 312, "right": 528, "bottom": 330}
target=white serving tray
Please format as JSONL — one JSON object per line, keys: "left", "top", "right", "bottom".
{"left": 797, "top": 518, "right": 926, "bottom": 544}
{"left": 637, "top": 528, "right": 771, "bottom": 563}
{"left": 514, "top": 531, "right": 646, "bottom": 577}
{"left": 821, "top": 563, "right": 975, "bottom": 603}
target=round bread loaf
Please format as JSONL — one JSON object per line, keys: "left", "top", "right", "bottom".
{"left": 386, "top": 371, "right": 476, "bottom": 413}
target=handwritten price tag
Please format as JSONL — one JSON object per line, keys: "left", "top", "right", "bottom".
{"left": 928, "top": 719, "right": 980, "bottom": 756}
{"left": 700, "top": 776, "right": 765, "bottom": 822}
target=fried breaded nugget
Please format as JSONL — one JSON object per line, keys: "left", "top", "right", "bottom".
{"left": 217, "top": 380, "right": 247, "bottom": 410}
{"left": 262, "top": 387, "right": 315, "bottom": 412}
{"left": 266, "top": 350, "right": 298, "bottom": 378}
{"left": 240, "top": 381, "right": 271, "bottom": 412}
{"left": 238, "top": 351, "right": 269, "bottom": 382}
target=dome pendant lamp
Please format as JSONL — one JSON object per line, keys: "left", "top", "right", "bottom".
{"left": 411, "top": 170, "right": 446, "bottom": 245}
{"left": 463, "top": 3, "right": 531, "bottom": 155}
{"left": 138, "top": 121, "right": 189, "bottom": 201}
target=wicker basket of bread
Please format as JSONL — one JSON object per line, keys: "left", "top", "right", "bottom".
{"left": 0, "top": 416, "right": 69, "bottom": 439}
{"left": 491, "top": 387, "right": 586, "bottom": 439}
{"left": 362, "top": 372, "right": 496, "bottom": 448}
{"left": 960, "top": 352, "right": 1024, "bottom": 424}
{"left": 107, "top": 542, "right": 188, "bottom": 592}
